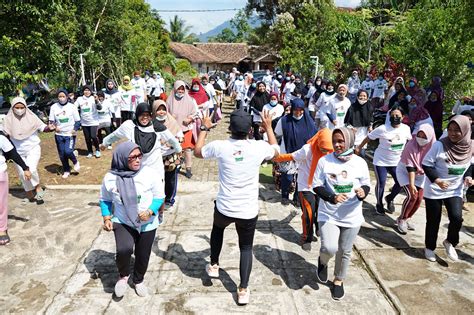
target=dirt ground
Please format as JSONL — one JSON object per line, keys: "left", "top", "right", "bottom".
{"left": 7, "top": 132, "right": 114, "bottom": 187}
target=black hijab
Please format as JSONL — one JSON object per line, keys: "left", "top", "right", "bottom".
{"left": 133, "top": 103, "right": 157, "bottom": 154}
{"left": 345, "top": 95, "right": 373, "bottom": 127}
{"left": 249, "top": 82, "right": 270, "bottom": 112}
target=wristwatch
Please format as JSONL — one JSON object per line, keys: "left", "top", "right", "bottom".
{"left": 200, "top": 125, "right": 210, "bottom": 131}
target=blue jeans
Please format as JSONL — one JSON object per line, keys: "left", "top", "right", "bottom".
{"left": 55, "top": 135, "right": 77, "bottom": 173}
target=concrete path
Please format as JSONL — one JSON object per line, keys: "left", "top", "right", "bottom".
{"left": 2, "top": 181, "right": 472, "bottom": 314}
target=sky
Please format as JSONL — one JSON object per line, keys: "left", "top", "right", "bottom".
{"left": 148, "top": 0, "right": 362, "bottom": 34}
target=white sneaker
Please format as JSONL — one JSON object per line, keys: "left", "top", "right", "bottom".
{"left": 206, "top": 263, "right": 219, "bottom": 278}
{"left": 107, "top": 145, "right": 112, "bottom": 150}
{"left": 62, "top": 172, "right": 70, "bottom": 179}
{"left": 86, "top": 153, "right": 93, "bottom": 158}
{"left": 73, "top": 161, "right": 80, "bottom": 173}
{"left": 406, "top": 220, "right": 416, "bottom": 231}
{"left": 397, "top": 219, "right": 408, "bottom": 234}
{"left": 443, "top": 239, "right": 459, "bottom": 261}
{"left": 424, "top": 248, "right": 436, "bottom": 262}
{"left": 237, "top": 287, "right": 250, "bottom": 305}
{"left": 114, "top": 276, "right": 129, "bottom": 297}
{"left": 134, "top": 282, "right": 148, "bottom": 297}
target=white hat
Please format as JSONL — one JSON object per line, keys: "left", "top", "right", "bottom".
{"left": 11, "top": 96, "right": 27, "bottom": 107}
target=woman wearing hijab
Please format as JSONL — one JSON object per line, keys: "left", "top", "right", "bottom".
{"left": 314, "top": 127, "right": 371, "bottom": 300}
{"left": 167, "top": 80, "right": 198, "bottom": 179}
{"left": 102, "top": 102, "right": 182, "bottom": 197}
{"left": 422, "top": 115, "right": 473, "bottom": 262}
{"left": 315, "top": 81, "right": 336, "bottom": 129}
{"left": 100, "top": 142, "right": 164, "bottom": 297}
{"left": 0, "top": 132, "right": 31, "bottom": 245}
{"left": 274, "top": 98, "right": 317, "bottom": 205}
{"left": 344, "top": 90, "right": 373, "bottom": 148}
{"left": 395, "top": 124, "right": 436, "bottom": 234}
{"left": 406, "top": 77, "right": 420, "bottom": 97}
{"left": 409, "top": 94, "right": 433, "bottom": 133}
{"left": 104, "top": 79, "right": 122, "bottom": 128}
{"left": 48, "top": 89, "right": 81, "bottom": 179}
{"left": 274, "top": 128, "right": 333, "bottom": 251}
{"left": 428, "top": 76, "right": 445, "bottom": 102}
{"left": 424, "top": 90, "right": 444, "bottom": 139}
{"left": 249, "top": 82, "right": 270, "bottom": 140}
{"left": 188, "top": 78, "right": 210, "bottom": 112}
{"left": 356, "top": 106, "right": 412, "bottom": 215}
{"left": 388, "top": 88, "right": 409, "bottom": 114}
{"left": 3, "top": 97, "right": 53, "bottom": 203}
{"left": 152, "top": 100, "right": 184, "bottom": 210}
{"left": 118, "top": 75, "right": 136, "bottom": 122}
{"left": 386, "top": 76, "right": 405, "bottom": 106}
{"left": 262, "top": 92, "right": 284, "bottom": 128}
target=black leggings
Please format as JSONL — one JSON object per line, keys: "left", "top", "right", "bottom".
{"left": 82, "top": 125, "right": 100, "bottom": 153}
{"left": 98, "top": 126, "right": 112, "bottom": 144}
{"left": 113, "top": 223, "right": 156, "bottom": 284}
{"left": 210, "top": 207, "right": 257, "bottom": 288}
{"left": 424, "top": 197, "right": 463, "bottom": 250}
{"left": 121, "top": 111, "right": 134, "bottom": 122}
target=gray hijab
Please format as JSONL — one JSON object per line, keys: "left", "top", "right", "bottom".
{"left": 110, "top": 141, "right": 143, "bottom": 230}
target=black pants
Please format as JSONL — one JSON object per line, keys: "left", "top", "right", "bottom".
{"left": 113, "top": 223, "right": 156, "bottom": 284}
{"left": 424, "top": 197, "right": 463, "bottom": 250}
{"left": 121, "top": 111, "right": 134, "bottom": 122}
{"left": 164, "top": 166, "right": 179, "bottom": 205}
{"left": 210, "top": 207, "right": 257, "bottom": 288}
{"left": 82, "top": 125, "right": 99, "bottom": 153}
{"left": 98, "top": 126, "right": 112, "bottom": 144}
{"left": 235, "top": 100, "right": 243, "bottom": 110}
{"left": 299, "top": 191, "right": 319, "bottom": 243}
{"left": 252, "top": 123, "right": 262, "bottom": 140}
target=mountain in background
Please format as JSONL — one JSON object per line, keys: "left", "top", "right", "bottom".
{"left": 197, "top": 17, "right": 260, "bottom": 42}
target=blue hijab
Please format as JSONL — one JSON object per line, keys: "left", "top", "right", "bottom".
{"left": 281, "top": 98, "right": 317, "bottom": 152}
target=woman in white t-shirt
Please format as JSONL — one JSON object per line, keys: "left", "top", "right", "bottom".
{"left": 2, "top": 97, "right": 53, "bottom": 204}
{"left": 395, "top": 124, "right": 436, "bottom": 234}
{"left": 357, "top": 106, "right": 412, "bottom": 215}
{"left": 314, "top": 127, "right": 370, "bottom": 301}
{"left": 422, "top": 115, "right": 473, "bottom": 262}
{"left": 0, "top": 133, "right": 31, "bottom": 245}
{"left": 75, "top": 85, "right": 101, "bottom": 158}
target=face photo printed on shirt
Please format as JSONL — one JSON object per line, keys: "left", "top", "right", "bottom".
{"left": 328, "top": 170, "right": 354, "bottom": 194}
{"left": 233, "top": 150, "right": 243, "bottom": 162}
{"left": 388, "top": 134, "right": 404, "bottom": 151}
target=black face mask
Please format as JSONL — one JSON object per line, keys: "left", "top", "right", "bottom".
{"left": 390, "top": 116, "right": 401, "bottom": 126}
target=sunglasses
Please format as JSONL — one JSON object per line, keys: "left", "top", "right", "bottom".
{"left": 128, "top": 154, "right": 143, "bottom": 161}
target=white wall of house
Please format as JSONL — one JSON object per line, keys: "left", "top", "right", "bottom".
{"left": 191, "top": 63, "right": 217, "bottom": 75}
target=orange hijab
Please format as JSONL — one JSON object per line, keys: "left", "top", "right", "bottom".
{"left": 307, "top": 128, "right": 334, "bottom": 186}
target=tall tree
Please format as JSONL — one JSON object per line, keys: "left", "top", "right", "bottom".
{"left": 168, "top": 15, "right": 199, "bottom": 43}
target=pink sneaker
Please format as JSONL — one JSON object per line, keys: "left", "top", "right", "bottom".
{"left": 206, "top": 263, "right": 219, "bottom": 278}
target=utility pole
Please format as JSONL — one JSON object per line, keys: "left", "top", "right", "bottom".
{"left": 310, "top": 56, "right": 319, "bottom": 79}
{"left": 80, "top": 53, "right": 86, "bottom": 86}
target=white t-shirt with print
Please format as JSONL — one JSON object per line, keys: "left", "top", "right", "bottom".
{"left": 361, "top": 80, "right": 374, "bottom": 98}
{"left": 283, "top": 82, "right": 295, "bottom": 104}
{"left": 0, "top": 135, "right": 14, "bottom": 172}
{"left": 422, "top": 141, "right": 473, "bottom": 199}
{"left": 291, "top": 144, "right": 317, "bottom": 192}
{"left": 131, "top": 77, "right": 147, "bottom": 103}
{"left": 97, "top": 99, "right": 114, "bottom": 125}
{"left": 49, "top": 102, "right": 81, "bottom": 136}
{"left": 329, "top": 96, "right": 351, "bottom": 129}
{"left": 75, "top": 96, "right": 99, "bottom": 126}
{"left": 262, "top": 103, "right": 284, "bottom": 121}
{"left": 369, "top": 124, "right": 412, "bottom": 166}
{"left": 396, "top": 162, "right": 425, "bottom": 188}
{"left": 203, "top": 84, "right": 216, "bottom": 108}
{"left": 118, "top": 88, "right": 137, "bottom": 112}
{"left": 104, "top": 92, "right": 122, "bottom": 118}
{"left": 202, "top": 139, "right": 275, "bottom": 219}
{"left": 314, "top": 153, "right": 371, "bottom": 228}
{"left": 372, "top": 79, "right": 388, "bottom": 99}
{"left": 233, "top": 80, "right": 244, "bottom": 100}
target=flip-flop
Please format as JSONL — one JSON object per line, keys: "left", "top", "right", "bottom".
{"left": 0, "top": 232, "right": 10, "bottom": 246}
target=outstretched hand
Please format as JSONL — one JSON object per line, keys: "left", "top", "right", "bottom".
{"left": 261, "top": 109, "right": 273, "bottom": 131}
{"left": 202, "top": 110, "right": 216, "bottom": 130}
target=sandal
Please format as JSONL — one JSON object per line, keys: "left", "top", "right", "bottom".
{"left": 0, "top": 231, "right": 10, "bottom": 246}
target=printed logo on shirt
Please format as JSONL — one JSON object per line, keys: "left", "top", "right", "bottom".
{"left": 233, "top": 150, "right": 243, "bottom": 162}
{"left": 448, "top": 166, "right": 466, "bottom": 176}
{"left": 390, "top": 143, "right": 404, "bottom": 151}
{"left": 337, "top": 111, "right": 345, "bottom": 117}
{"left": 58, "top": 117, "right": 69, "bottom": 123}
{"left": 334, "top": 184, "right": 354, "bottom": 193}
{"left": 137, "top": 194, "right": 142, "bottom": 204}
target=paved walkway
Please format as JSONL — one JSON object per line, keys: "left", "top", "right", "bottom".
{"left": 1, "top": 99, "right": 473, "bottom": 314}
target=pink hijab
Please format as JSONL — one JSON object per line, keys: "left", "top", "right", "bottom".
{"left": 166, "top": 80, "right": 197, "bottom": 132}
{"left": 3, "top": 97, "right": 44, "bottom": 140}
{"left": 400, "top": 124, "right": 436, "bottom": 175}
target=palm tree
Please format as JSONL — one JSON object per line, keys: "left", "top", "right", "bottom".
{"left": 169, "top": 15, "right": 191, "bottom": 42}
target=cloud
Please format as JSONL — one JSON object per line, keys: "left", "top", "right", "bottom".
{"left": 335, "top": 0, "right": 362, "bottom": 7}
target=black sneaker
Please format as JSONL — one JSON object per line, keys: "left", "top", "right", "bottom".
{"left": 316, "top": 258, "right": 328, "bottom": 283}
{"left": 385, "top": 197, "right": 395, "bottom": 214}
{"left": 331, "top": 282, "right": 345, "bottom": 300}
{"left": 375, "top": 204, "right": 385, "bottom": 215}
{"left": 281, "top": 198, "right": 291, "bottom": 206}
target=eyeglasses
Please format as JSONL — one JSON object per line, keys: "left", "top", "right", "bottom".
{"left": 128, "top": 154, "right": 143, "bottom": 161}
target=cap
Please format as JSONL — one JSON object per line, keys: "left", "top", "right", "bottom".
{"left": 229, "top": 109, "right": 252, "bottom": 134}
